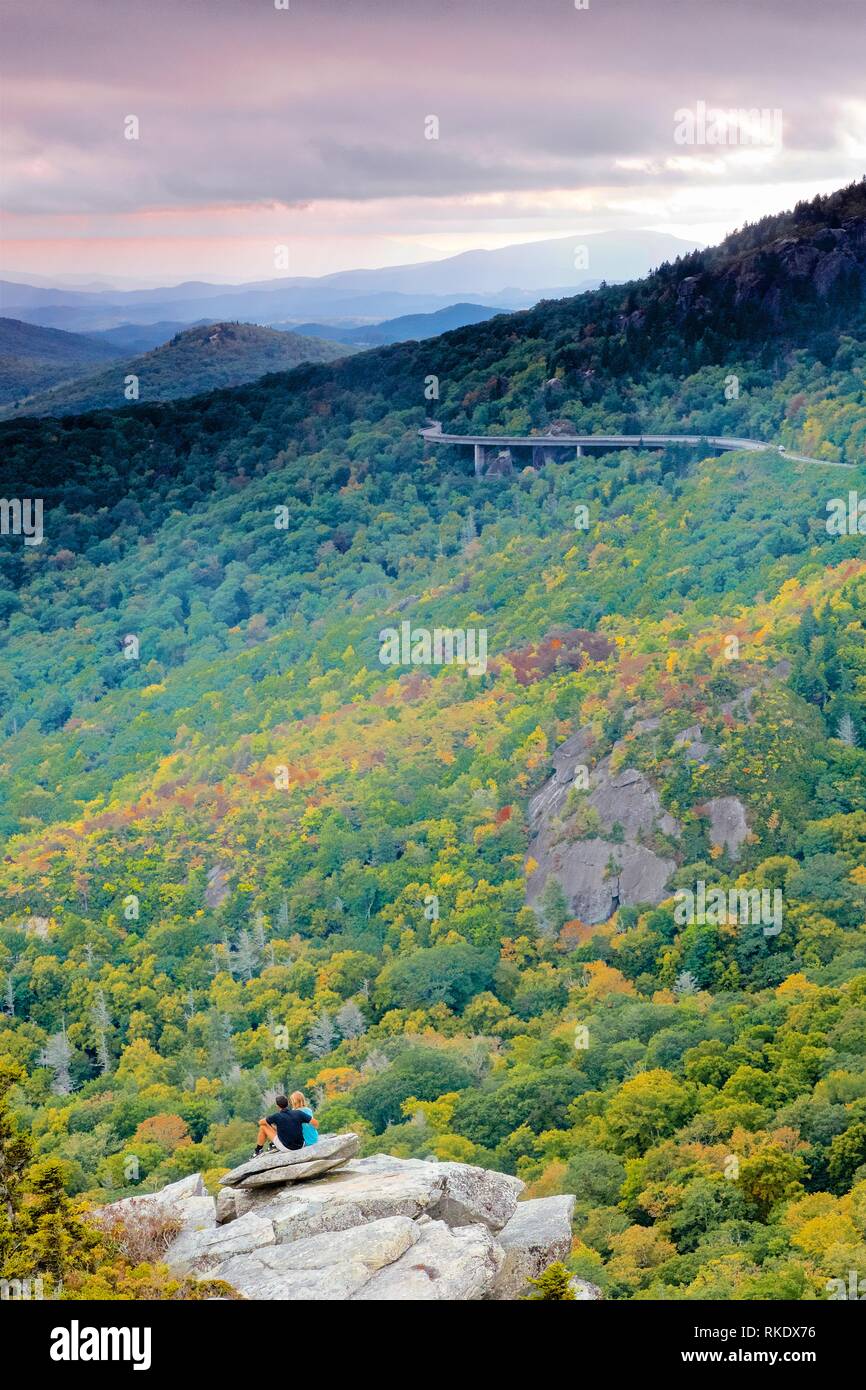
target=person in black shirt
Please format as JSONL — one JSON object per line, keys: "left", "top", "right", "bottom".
{"left": 254, "top": 1094, "right": 306, "bottom": 1155}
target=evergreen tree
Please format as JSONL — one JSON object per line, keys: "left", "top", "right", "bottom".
{"left": 540, "top": 878, "right": 570, "bottom": 937}
{"left": 15, "top": 1158, "right": 98, "bottom": 1285}
{"left": 525, "top": 1261, "right": 576, "bottom": 1301}
{"left": 0, "top": 1061, "right": 31, "bottom": 1253}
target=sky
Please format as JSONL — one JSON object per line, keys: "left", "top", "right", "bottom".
{"left": 1, "top": 0, "right": 865, "bottom": 287}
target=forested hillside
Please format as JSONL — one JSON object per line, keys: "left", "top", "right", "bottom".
{"left": 0, "top": 321, "right": 349, "bottom": 420}
{"left": 1, "top": 182, "right": 865, "bottom": 1301}
{"left": 0, "top": 318, "right": 121, "bottom": 407}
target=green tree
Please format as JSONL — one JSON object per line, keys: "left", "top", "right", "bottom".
{"left": 827, "top": 1122, "right": 866, "bottom": 1192}
{"left": 353, "top": 1048, "right": 474, "bottom": 1133}
{"left": 738, "top": 1147, "right": 808, "bottom": 1219}
{"left": 0, "top": 1061, "right": 31, "bottom": 1268}
{"left": 14, "top": 1157, "right": 99, "bottom": 1284}
{"left": 540, "top": 878, "right": 570, "bottom": 937}
{"left": 525, "top": 1261, "right": 576, "bottom": 1300}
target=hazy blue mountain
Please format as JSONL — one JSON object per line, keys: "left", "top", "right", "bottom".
{"left": 0, "top": 230, "right": 701, "bottom": 333}
{"left": 0, "top": 288, "right": 510, "bottom": 333}
{"left": 310, "top": 230, "right": 701, "bottom": 296}
{"left": 287, "top": 302, "right": 504, "bottom": 345}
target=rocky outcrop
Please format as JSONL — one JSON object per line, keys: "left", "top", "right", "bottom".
{"left": 144, "top": 1142, "right": 575, "bottom": 1301}
{"left": 653, "top": 206, "right": 866, "bottom": 345}
{"left": 526, "top": 735, "right": 678, "bottom": 925}
{"left": 215, "top": 1152, "right": 522, "bottom": 1236}
{"left": 96, "top": 1171, "right": 216, "bottom": 1245}
{"left": 204, "top": 864, "right": 230, "bottom": 908}
{"left": 167, "top": 1211, "right": 278, "bottom": 1275}
{"left": 587, "top": 763, "right": 678, "bottom": 841}
{"left": 353, "top": 1218, "right": 504, "bottom": 1301}
{"left": 204, "top": 1214, "right": 505, "bottom": 1302}
{"left": 673, "top": 724, "right": 714, "bottom": 762}
{"left": 696, "top": 795, "right": 749, "bottom": 859}
{"left": 219, "top": 1132, "right": 359, "bottom": 1189}
{"left": 211, "top": 1216, "right": 423, "bottom": 1301}
{"left": 489, "top": 1193, "right": 576, "bottom": 1299}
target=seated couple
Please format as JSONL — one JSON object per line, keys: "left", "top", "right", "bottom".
{"left": 254, "top": 1091, "right": 318, "bottom": 1157}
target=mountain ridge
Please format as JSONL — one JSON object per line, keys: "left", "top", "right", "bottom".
{"left": 0, "top": 230, "right": 702, "bottom": 333}
{"left": 1, "top": 180, "right": 866, "bottom": 1305}
{"left": 0, "top": 320, "right": 351, "bottom": 419}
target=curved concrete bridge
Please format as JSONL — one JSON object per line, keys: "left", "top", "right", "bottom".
{"left": 419, "top": 424, "right": 852, "bottom": 474}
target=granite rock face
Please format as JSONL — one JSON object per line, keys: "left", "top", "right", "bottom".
{"left": 696, "top": 796, "right": 749, "bottom": 859}
{"left": 351, "top": 1218, "right": 504, "bottom": 1301}
{"left": 215, "top": 1154, "right": 522, "bottom": 1238}
{"left": 214, "top": 1216, "right": 421, "bottom": 1301}
{"left": 142, "top": 1141, "right": 576, "bottom": 1301}
{"left": 526, "top": 737, "right": 678, "bottom": 925}
{"left": 163, "top": 1211, "right": 278, "bottom": 1275}
{"left": 489, "top": 1194, "right": 576, "bottom": 1299}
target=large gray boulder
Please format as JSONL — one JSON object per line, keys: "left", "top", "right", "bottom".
{"left": 166, "top": 1211, "right": 275, "bottom": 1275}
{"left": 213, "top": 1216, "right": 420, "bottom": 1301}
{"left": 489, "top": 1195, "right": 576, "bottom": 1299}
{"left": 351, "top": 1219, "right": 503, "bottom": 1301}
{"left": 155, "top": 1173, "right": 207, "bottom": 1202}
{"left": 219, "top": 1132, "right": 359, "bottom": 1189}
{"left": 216, "top": 1157, "right": 442, "bottom": 1236}
{"left": 217, "top": 1155, "right": 522, "bottom": 1237}
{"left": 429, "top": 1160, "right": 523, "bottom": 1231}
{"left": 103, "top": 1171, "right": 205, "bottom": 1218}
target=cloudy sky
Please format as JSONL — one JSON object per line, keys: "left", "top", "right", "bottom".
{"left": 2, "top": 0, "right": 865, "bottom": 285}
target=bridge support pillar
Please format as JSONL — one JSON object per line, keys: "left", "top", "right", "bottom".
{"left": 576, "top": 444, "right": 582, "bottom": 458}
{"left": 474, "top": 443, "right": 486, "bottom": 476}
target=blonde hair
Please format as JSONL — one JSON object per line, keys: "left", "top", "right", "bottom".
{"left": 290, "top": 1090, "right": 307, "bottom": 1109}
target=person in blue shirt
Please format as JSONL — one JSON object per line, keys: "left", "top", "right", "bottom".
{"left": 291, "top": 1090, "right": 319, "bottom": 1145}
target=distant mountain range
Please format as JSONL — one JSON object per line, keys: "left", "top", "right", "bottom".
{"left": 0, "top": 321, "right": 350, "bottom": 419}
{"left": 0, "top": 230, "right": 702, "bottom": 333}
{"left": 286, "top": 302, "right": 505, "bottom": 346}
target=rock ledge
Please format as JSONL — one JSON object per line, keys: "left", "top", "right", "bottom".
{"left": 103, "top": 1139, "right": 584, "bottom": 1301}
